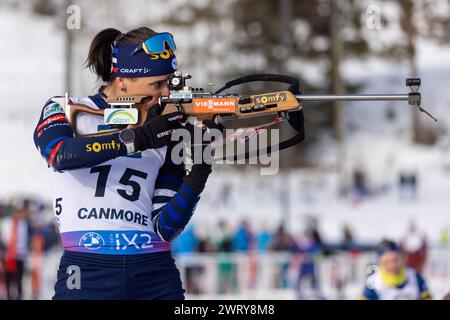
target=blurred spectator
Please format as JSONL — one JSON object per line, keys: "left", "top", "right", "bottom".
{"left": 215, "top": 220, "right": 233, "bottom": 253}
{"left": 399, "top": 171, "right": 418, "bottom": 201}
{"left": 172, "top": 225, "right": 198, "bottom": 255}
{"left": 30, "top": 226, "right": 44, "bottom": 300}
{"left": 439, "top": 226, "right": 449, "bottom": 247}
{"left": 174, "top": 226, "right": 200, "bottom": 294}
{"left": 308, "top": 218, "right": 323, "bottom": 247}
{"left": 220, "top": 183, "right": 233, "bottom": 207}
{"left": 185, "top": 229, "right": 214, "bottom": 295}
{"left": 232, "top": 219, "right": 253, "bottom": 252}
{"left": 0, "top": 222, "right": 4, "bottom": 299}
{"left": 1, "top": 207, "right": 29, "bottom": 300}
{"left": 0, "top": 196, "right": 87, "bottom": 299}
{"left": 361, "top": 239, "right": 431, "bottom": 300}
{"left": 341, "top": 224, "right": 355, "bottom": 250}
{"left": 216, "top": 221, "right": 237, "bottom": 294}
{"left": 339, "top": 222, "right": 363, "bottom": 287}
{"left": 196, "top": 232, "right": 215, "bottom": 253}
{"left": 255, "top": 222, "right": 272, "bottom": 253}
{"left": 32, "top": 201, "right": 60, "bottom": 251}
{"left": 330, "top": 258, "right": 345, "bottom": 300}
{"left": 293, "top": 228, "right": 324, "bottom": 300}
{"left": 41, "top": 223, "right": 60, "bottom": 252}
{"left": 269, "top": 224, "right": 295, "bottom": 251}
{"left": 351, "top": 168, "right": 367, "bottom": 204}
{"left": 399, "top": 222, "right": 428, "bottom": 273}
{"left": 196, "top": 226, "right": 216, "bottom": 253}
{"left": 270, "top": 224, "right": 295, "bottom": 289}
{"left": 173, "top": 225, "right": 214, "bottom": 295}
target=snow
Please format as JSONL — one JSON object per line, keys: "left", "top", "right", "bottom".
{"left": 1, "top": 4, "right": 450, "bottom": 241}
{"left": 0, "top": 7, "right": 64, "bottom": 201}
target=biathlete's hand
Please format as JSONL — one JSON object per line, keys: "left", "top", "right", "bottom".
{"left": 132, "top": 111, "right": 186, "bottom": 151}
{"left": 184, "top": 123, "right": 215, "bottom": 166}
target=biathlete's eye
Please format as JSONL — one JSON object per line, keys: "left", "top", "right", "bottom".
{"left": 150, "top": 79, "right": 169, "bottom": 89}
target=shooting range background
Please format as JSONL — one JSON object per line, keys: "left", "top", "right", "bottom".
{"left": 1, "top": 0, "right": 450, "bottom": 299}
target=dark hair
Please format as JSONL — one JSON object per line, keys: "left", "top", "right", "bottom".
{"left": 85, "top": 27, "right": 157, "bottom": 82}
{"left": 377, "top": 239, "right": 400, "bottom": 256}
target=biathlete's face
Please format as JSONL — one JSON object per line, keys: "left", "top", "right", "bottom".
{"left": 379, "top": 251, "right": 403, "bottom": 275}
{"left": 115, "top": 74, "right": 171, "bottom": 109}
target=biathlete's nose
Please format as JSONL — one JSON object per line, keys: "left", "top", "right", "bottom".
{"left": 161, "top": 86, "right": 170, "bottom": 97}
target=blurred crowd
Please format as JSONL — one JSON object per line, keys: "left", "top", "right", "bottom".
{"left": 0, "top": 196, "right": 59, "bottom": 300}
{"left": 172, "top": 216, "right": 448, "bottom": 299}
{"left": 0, "top": 195, "right": 448, "bottom": 300}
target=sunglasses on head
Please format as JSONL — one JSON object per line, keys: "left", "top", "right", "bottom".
{"left": 142, "top": 32, "right": 176, "bottom": 54}
{"left": 114, "top": 32, "right": 177, "bottom": 72}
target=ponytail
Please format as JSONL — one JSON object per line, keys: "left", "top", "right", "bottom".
{"left": 85, "top": 28, "right": 122, "bottom": 82}
{"left": 86, "top": 27, "right": 158, "bottom": 83}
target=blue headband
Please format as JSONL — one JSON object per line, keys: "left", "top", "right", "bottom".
{"left": 111, "top": 44, "right": 177, "bottom": 78}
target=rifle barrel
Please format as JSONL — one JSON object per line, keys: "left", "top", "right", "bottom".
{"left": 295, "top": 94, "right": 409, "bottom": 102}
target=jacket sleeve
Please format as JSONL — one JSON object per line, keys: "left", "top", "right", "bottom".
{"left": 33, "top": 97, "right": 127, "bottom": 171}
{"left": 151, "top": 143, "right": 210, "bottom": 242}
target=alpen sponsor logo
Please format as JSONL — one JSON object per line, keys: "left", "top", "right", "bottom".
{"left": 43, "top": 103, "right": 65, "bottom": 119}
{"left": 37, "top": 114, "right": 67, "bottom": 132}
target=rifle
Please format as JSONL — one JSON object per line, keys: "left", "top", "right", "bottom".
{"left": 158, "top": 72, "right": 435, "bottom": 123}
{"left": 65, "top": 73, "right": 435, "bottom": 159}
{"left": 160, "top": 73, "right": 435, "bottom": 160}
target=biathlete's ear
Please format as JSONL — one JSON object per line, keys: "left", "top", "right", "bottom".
{"left": 116, "top": 77, "right": 128, "bottom": 92}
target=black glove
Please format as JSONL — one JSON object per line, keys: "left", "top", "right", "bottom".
{"left": 184, "top": 123, "right": 215, "bottom": 166}
{"left": 132, "top": 112, "right": 186, "bottom": 151}
{"left": 183, "top": 163, "right": 212, "bottom": 192}
{"left": 182, "top": 123, "right": 214, "bottom": 192}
